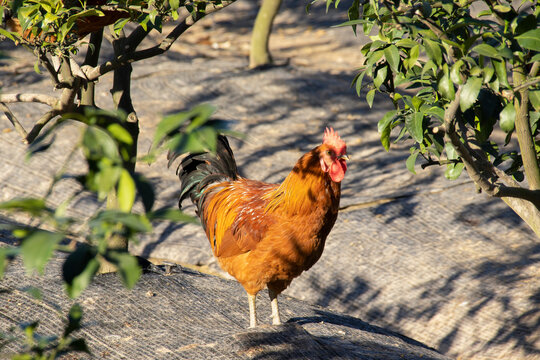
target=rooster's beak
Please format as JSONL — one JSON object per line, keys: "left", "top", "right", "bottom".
{"left": 338, "top": 154, "right": 350, "bottom": 161}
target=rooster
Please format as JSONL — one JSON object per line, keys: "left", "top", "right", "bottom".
{"left": 170, "top": 127, "right": 348, "bottom": 327}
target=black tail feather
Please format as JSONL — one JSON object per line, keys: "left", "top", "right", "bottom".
{"left": 169, "top": 135, "right": 239, "bottom": 212}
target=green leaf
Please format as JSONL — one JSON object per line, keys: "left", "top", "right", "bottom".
{"left": 426, "top": 106, "right": 445, "bottom": 121}
{"left": 0, "top": 27, "right": 17, "bottom": 42}
{"left": 373, "top": 65, "right": 388, "bottom": 90}
{"left": 491, "top": 59, "right": 511, "bottom": 89}
{"left": 497, "top": 45, "right": 513, "bottom": 60}
{"left": 185, "top": 104, "right": 218, "bottom": 132}
{"left": 423, "top": 39, "right": 442, "bottom": 66}
{"left": 167, "top": 129, "right": 215, "bottom": 155}
{"left": 513, "top": 14, "right": 537, "bottom": 36}
{"left": 63, "top": 244, "right": 99, "bottom": 299}
{"left": 380, "top": 125, "right": 391, "bottom": 151}
{"left": 114, "top": 18, "right": 130, "bottom": 35}
{"left": 530, "top": 110, "right": 540, "bottom": 133}
{"left": 347, "top": 0, "right": 360, "bottom": 35}
{"left": 105, "top": 251, "right": 141, "bottom": 289}
{"left": 92, "top": 210, "right": 152, "bottom": 233}
{"left": 153, "top": 104, "right": 216, "bottom": 151}
{"left": 445, "top": 142, "right": 459, "bottom": 160}
{"left": 384, "top": 45, "right": 400, "bottom": 73}
{"left": 406, "top": 150, "right": 419, "bottom": 174}
{"left": 439, "top": 65, "right": 455, "bottom": 100}
{"left": 107, "top": 124, "right": 133, "bottom": 145}
{"left": 471, "top": 44, "right": 501, "bottom": 59}
{"left": 516, "top": 28, "right": 540, "bottom": 51}
{"left": 499, "top": 102, "right": 516, "bottom": 132}
{"left": 450, "top": 59, "right": 464, "bottom": 85}
{"left": 33, "top": 59, "right": 42, "bottom": 74}
{"left": 460, "top": 77, "right": 483, "bottom": 111}
{"left": 147, "top": 208, "right": 198, "bottom": 223}
{"left": 377, "top": 110, "right": 397, "bottom": 133}
{"left": 192, "top": 126, "right": 219, "bottom": 153}
{"left": 411, "top": 97, "right": 424, "bottom": 112}
{"left": 529, "top": 90, "right": 540, "bottom": 112}
{"left": 445, "top": 162, "right": 465, "bottom": 180}
{"left": 405, "top": 112, "right": 424, "bottom": 143}
{"left": 404, "top": 44, "right": 419, "bottom": 69}
{"left": 66, "top": 9, "right": 103, "bottom": 31}
{"left": 153, "top": 113, "right": 191, "bottom": 150}
{"left": 21, "top": 231, "right": 63, "bottom": 275}
{"left": 482, "top": 66, "right": 494, "bottom": 84}
{"left": 529, "top": 53, "right": 540, "bottom": 64}
{"left": 395, "top": 39, "right": 418, "bottom": 48}
{"left": 169, "top": 0, "right": 180, "bottom": 11}
{"left": 366, "top": 89, "right": 376, "bottom": 108}
{"left": 117, "top": 169, "right": 136, "bottom": 212}
{"left": 353, "top": 71, "right": 366, "bottom": 96}
{"left": 0, "top": 198, "right": 49, "bottom": 216}
{"left": 493, "top": 4, "right": 512, "bottom": 12}
{"left": 92, "top": 164, "right": 122, "bottom": 199}
{"left": 422, "top": 60, "right": 437, "bottom": 78}
{"left": 83, "top": 126, "right": 120, "bottom": 162}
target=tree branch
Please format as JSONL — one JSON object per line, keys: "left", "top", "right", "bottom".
{"left": 24, "top": 109, "right": 60, "bottom": 144}
{"left": 443, "top": 86, "right": 540, "bottom": 208}
{"left": 83, "top": 0, "right": 235, "bottom": 81}
{"left": 81, "top": 29, "right": 104, "bottom": 106}
{"left": 513, "top": 64, "right": 540, "bottom": 190}
{"left": 0, "top": 93, "right": 57, "bottom": 107}
{"left": 444, "top": 87, "right": 498, "bottom": 193}
{"left": 0, "top": 102, "right": 28, "bottom": 139}
{"left": 497, "top": 186, "right": 540, "bottom": 205}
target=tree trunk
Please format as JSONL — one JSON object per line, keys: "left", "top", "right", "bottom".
{"left": 249, "top": 0, "right": 282, "bottom": 69}
{"left": 80, "top": 30, "right": 103, "bottom": 107}
{"left": 513, "top": 65, "right": 540, "bottom": 190}
{"left": 99, "top": 29, "right": 140, "bottom": 273}
{"left": 110, "top": 33, "right": 139, "bottom": 173}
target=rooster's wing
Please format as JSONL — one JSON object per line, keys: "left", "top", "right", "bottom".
{"left": 202, "top": 179, "right": 278, "bottom": 258}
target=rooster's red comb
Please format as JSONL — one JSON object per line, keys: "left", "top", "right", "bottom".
{"left": 323, "top": 127, "right": 347, "bottom": 153}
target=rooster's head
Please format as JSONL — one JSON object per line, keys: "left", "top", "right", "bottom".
{"left": 319, "top": 127, "right": 348, "bottom": 183}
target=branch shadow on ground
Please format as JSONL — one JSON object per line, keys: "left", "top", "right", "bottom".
{"left": 307, "top": 238, "right": 540, "bottom": 358}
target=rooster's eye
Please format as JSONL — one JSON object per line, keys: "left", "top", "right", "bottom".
{"left": 326, "top": 150, "right": 336, "bottom": 157}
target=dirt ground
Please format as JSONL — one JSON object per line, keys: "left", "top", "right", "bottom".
{"left": 1, "top": 1, "right": 539, "bottom": 359}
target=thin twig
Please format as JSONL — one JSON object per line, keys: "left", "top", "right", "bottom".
{"left": 126, "top": 23, "right": 152, "bottom": 52}
{"left": 513, "top": 76, "right": 540, "bottom": 93}
{"left": 529, "top": 61, "right": 539, "bottom": 77}
{"left": 0, "top": 102, "right": 28, "bottom": 139}
{"left": 38, "top": 51, "right": 61, "bottom": 86}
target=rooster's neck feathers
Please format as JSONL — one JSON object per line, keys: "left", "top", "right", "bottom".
{"left": 264, "top": 147, "right": 340, "bottom": 215}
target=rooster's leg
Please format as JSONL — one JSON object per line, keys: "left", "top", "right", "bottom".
{"left": 268, "top": 288, "right": 281, "bottom": 325}
{"left": 248, "top": 293, "right": 257, "bottom": 328}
